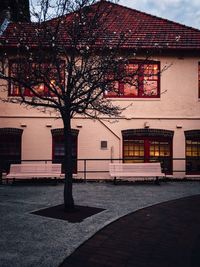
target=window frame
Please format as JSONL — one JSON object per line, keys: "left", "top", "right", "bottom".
{"left": 0, "top": 128, "right": 22, "bottom": 173}
{"left": 105, "top": 60, "right": 160, "bottom": 98}
{"left": 52, "top": 130, "right": 78, "bottom": 174}
{"left": 123, "top": 136, "right": 173, "bottom": 174}
{"left": 198, "top": 62, "right": 200, "bottom": 98}
{"left": 8, "top": 60, "right": 65, "bottom": 97}
{"left": 185, "top": 137, "right": 200, "bottom": 175}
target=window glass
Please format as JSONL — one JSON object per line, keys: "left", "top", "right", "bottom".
{"left": 0, "top": 133, "right": 22, "bottom": 173}
{"left": 106, "top": 61, "right": 160, "bottom": 98}
{"left": 199, "top": 63, "right": 200, "bottom": 98}
{"left": 149, "top": 141, "right": 170, "bottom": 157}
{"left": 186, "top": 139, "right": 200, "bottom": 174}
{"left": 52, "top": 134, "right": 78, "bottom": 173}
{"left": 123, "top": 137, "right": 172, "bottom": 174}
{"left": 9, "top": 61, "right": 65, "bottom": 97}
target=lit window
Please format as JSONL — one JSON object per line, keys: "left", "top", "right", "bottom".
{"left": 186, "top": 139, "right": 200, "bottom": 174}
{"left": 105, "top": 61, "right": 160, "bottom": 98}
{"left": 9, "top": 61, "right": 65, "bottom": 97}
{"left": 123, "top": 137, "right": 172, "bottom": 174}
{"left": 198, "top": 62, "right": 200, "bottom": 98}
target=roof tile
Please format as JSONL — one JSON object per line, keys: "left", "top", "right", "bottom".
{"left": 1, "top": 0, "right": 200, "bottom": 51}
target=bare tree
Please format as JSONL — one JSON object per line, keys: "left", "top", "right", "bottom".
{"left": 0, "top": 0, "right": 159, "bottom": 211}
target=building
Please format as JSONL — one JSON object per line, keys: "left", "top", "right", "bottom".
{"left": 0, "top": 0, "right": 200, "bottom": 179}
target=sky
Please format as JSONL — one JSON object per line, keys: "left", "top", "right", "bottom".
{"left": 31, "top": 0, "right": 200, "bottom": 30}
{"left": 119, "top": 0, "right": 200, "bottom": 29}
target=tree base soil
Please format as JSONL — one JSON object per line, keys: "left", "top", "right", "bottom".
{"left": 31, "top": 204, "right": 105, "bottom": 223}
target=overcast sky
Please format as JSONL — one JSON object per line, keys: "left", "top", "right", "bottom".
{"left": 119, "top": 0, "right": 200, "bottom": 29}
{"left": 31, "top": 0, "right": 200, "bottom": 29}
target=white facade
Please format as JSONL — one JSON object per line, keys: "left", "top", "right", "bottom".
{"left": 0, "top": 55, "right": 200, "bottom": 179}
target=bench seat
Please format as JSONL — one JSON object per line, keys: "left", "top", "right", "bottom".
{"left": 109, "top": 162, "right": 164, "bottom": 183}
{"left": 5, "top": 163, "right": 62, "bottom": 182}
{"left": 111, "top": 172, "right": 163, "bottom": 177}
{"left": 6, "top": 173, "right": 62, "bottom": 178}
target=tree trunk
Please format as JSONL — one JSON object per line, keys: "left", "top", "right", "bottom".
{"left": 63, "top": 113, "right": 75, "bottom": 212}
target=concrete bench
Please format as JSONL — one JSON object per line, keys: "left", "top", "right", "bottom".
{"left": 109, "top": 162, "right": 164, "bottom": 184}
{"left": 5, "top": 163, "right": 62, "bottom": 183}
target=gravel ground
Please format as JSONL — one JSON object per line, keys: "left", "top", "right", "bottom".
{"left": 0, "top": 181, "right": 200, "bottom": 267}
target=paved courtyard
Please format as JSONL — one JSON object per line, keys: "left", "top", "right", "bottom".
{"left": 0, "top": 181, "right": 200, "bottom": 267}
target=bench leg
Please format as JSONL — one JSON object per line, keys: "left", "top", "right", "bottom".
{"left": 155, "top": 177, "right": 160, "bottom": 185}
{"left": 113, "top": 177, "right": 117, "bottom": 185}
{"left": 53, "top": 177, "right": 58, "bottom": 185}
{"left": 11, "top": 178, "right": 16, "bottom": 185}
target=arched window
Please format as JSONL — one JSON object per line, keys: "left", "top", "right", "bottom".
{"left": 0, "top": 128, "right": 23, "bottom": 173}
{"left": 122, "top": 129, "right": 174, "bottom": 174}
{"left": 185, "top": 130, "right": 200, "bottom": 175}
{"left": 51, "top": 129, "right": 79, "bottom": 173}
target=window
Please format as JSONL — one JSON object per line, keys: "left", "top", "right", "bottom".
{"left": 9, "top": 60, "right": 65, "bottom": 97}
{"left": 185, "top": 130, "right": 200, "bottom": 175}
{"left": 198, "top": 62, "right": 200, "bottom": 98}
{"left": 51, "top": 129, "right": 79, "bottom": 173}
{"left": 122, "top": 129, "right": 174, "bottom": 174}
{"left": 186, "top": 139, "right": 200, "bottom": 175}
{"left": 105, "top": 61, "right": 160, "bottom": 98}
{"left": 0, "top": 128, "right": 23, "bottom": 173}
{"left": 123, "top": 138, "right": 172, "bottom": 174}
{"left": 123, "top": 140, "right": 144, "bottom": 163}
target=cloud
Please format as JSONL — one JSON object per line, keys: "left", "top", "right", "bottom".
{"left": 119, "top": 0, "right": 200, "bottom": 29}
{"left": 30, "top": 0, "right": 200, "bottom": 29}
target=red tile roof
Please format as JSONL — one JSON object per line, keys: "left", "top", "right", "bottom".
{"left": 1, "top": 0, "right": 200, "bottom": 51}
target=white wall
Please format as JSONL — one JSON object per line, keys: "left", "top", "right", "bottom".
{"left": 0, "top": 55, "right": 200, "bottom": 179}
